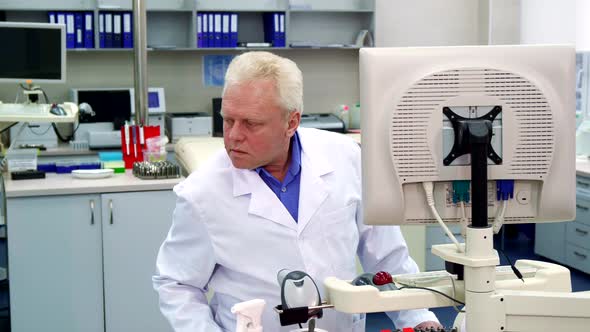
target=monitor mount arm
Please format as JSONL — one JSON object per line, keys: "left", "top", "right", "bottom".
{"left": 442, "top": 105, "right": 502, "bottom": 228}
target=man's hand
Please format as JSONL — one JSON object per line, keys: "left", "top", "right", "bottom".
{"left": 414, "top": 320, "right": 444, "bottom": 330}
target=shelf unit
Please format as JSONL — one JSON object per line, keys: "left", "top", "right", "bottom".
{"left": 0, "top": 0, "right": 375, "bottom": 49}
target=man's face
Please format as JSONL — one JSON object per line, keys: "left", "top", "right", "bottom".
{"left": 221, "top": 79, "right": 299, "bottom": 169}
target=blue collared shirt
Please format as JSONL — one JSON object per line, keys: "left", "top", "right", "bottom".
{"left": 255, "top": 132, "right": 302, "bottom": 223}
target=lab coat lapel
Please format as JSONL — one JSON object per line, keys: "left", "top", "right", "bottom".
{"left": 297, "top": 129, "right": 334, "bottom": 235}
{"left": 232, "top": 167, "right": 298, "bottom": 231}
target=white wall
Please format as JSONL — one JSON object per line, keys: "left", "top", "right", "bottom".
{"left": 489, "top": 0, "right": 520, "bottom": 45}
{"left": 375, "top": 0, "right": 482, "bottom": 47}
{"left": 520, "top": 0, "right": 575, "bottom": 44}
{"left": 577, "top": 0, "right": 590, "bottom": 51}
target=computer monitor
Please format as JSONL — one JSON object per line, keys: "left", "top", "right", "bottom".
{"left": 0, "top": 22, "right": 66, "bottom": 83}
{"left": 360, "top": 45, "right": 575, "bottom": 226}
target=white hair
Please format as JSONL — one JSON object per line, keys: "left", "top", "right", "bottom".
{"left": 223, "top": 51, "right": 303, "bottom": 114}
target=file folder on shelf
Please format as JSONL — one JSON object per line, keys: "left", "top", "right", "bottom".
{"left": 222, "top": 13, "right": 230, "bottom": 48}
{"left": 230, "top": 13, "right": 238, "bottom": 47}
{"left": 197, "top": 13, "right": 203, "bottom": 48}
{"left": 48, "top": 12, "right": 56, "bottom": 24}
{"left": 84, "top": 12, "right": 94, "bottom": 48}
{"left": 208, "top": 13, "right": 214, "bottom": 48}
{"left": 66, "top": 13, "right": 75, "bottom": 48}
{"left": 113, "top": 13, "right": 122, "bottom": 48}
{"left": 99, "top": 12, "right": 105, "bottom": 48}
{"left": 123, "top": 12, "right": 133, "bottom": 48}
{"left": 57, "top": 12, "right": 66, "bottom": 28}
{"left": 104, "top": 12, "right": 113, "bottom": 48}
{"left": 214, "top": 13, "right": 222, "bottom": 47}
{"left": 279, "top": 13, "right": 285, "bottom": 47}
{"left": 75, "top": 12, "right": 84, "bottom": 48}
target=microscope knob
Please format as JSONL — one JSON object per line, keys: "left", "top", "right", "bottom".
{"left": 372, "top": 271, "right": 393, "bottom": 286}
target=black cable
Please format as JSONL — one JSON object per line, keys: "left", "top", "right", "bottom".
{"left": 398, "top": 285, "right": 466, "bottom": 306}
{"left": 497, "top": 248, "right": 524, "bottom": 282}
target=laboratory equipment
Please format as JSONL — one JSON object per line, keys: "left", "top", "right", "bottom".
{"left": 0, "top": 22, "right": 65, "bottom": 84}
{"left": 232, "top": 299, "right": 266, "bottom": 332}
{"left": 70, "top": 87, "right": 166, "bottom": 148}
{"left": 299, "top": 114, "right": 345, "bottom": 133}
{"left": 0, "top": 22, "right": 77, "bottom": 131}
{"left": 132, "top": 160, "right": 180, "bottom": 179}
{"left": 166, "top": 113, "right": 213, "bottom": 143}
{"left": 71, "top": 169, "right": 114, "bottom": 179}
{"left": 320, "top": 45, "right": 589, "bottom": 332}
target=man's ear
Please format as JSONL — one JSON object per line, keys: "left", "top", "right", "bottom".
{"left": 286, "top": 111, "right": 301, "bottom": 136}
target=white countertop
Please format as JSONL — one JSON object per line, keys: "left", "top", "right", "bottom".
{"left": 5, "top": 170, "right": 183, "bottom": 198}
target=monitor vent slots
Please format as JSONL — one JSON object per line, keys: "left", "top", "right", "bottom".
{"left": 391, "top": 68, "right": 554, "bottom": 180}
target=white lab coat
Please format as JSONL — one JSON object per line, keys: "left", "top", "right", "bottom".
{"left": 153, "top": 127, "right": 438, "bottom": 332}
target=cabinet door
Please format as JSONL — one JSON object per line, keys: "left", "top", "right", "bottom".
{"left": 102, "top": 190, "right": 176, "bottom": 332}
{"left": 534, "top": 222, "right": 567, "bottom": 263}
{"left": 7, "top": 194, "right": 104, "bottom": 332}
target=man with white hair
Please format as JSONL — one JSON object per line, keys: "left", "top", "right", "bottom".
{"left": 153, "top": 51, "right": 442, "bottom": 332}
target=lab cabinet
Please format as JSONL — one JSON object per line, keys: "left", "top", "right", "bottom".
{"left": 7, "top": 194, "right": 104, "bottom": 332}
{"left": 101, "top": 191, "right": 175, "bottom": 332}
{"left": 535, "top": 175, "right": 590, "bottom": 274}
{"left": 7, "top": 190, "right": 176, "bottom": 332}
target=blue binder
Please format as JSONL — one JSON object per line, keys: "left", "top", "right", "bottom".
{"left": 66, "top": 13, "right": 75, "bottom": 49}
{"left": 48, "top": 11, "right": 56, "bottom": 24}
{"left": 197, "top": 13, "right": 203, "bottom": 48}
{"left": 75, "top": 13, "right": 84, "bottom": 48}
{"left": 123, "top": 12, "right": 133, "bottom": 48}
{"left": 57, "top": 12, "right": 66, "bottom": 28}
{"left": 202, "top": 13, "right": 209, "bottom": 48}
{"left": 214, "top": 13, "right": 222, "bottom": 47}
{"left": 230, "top": 13, "right": 238, "bottom": 47}
{"left": 263, "top": 13, "right": 278, "bottom": 46}
{"left": 273, "top": 13, "right": 281, "bottom": 47}
{"left": 279, "top": 13, "right": 285, "bottom": 47}
{"left": 99, "top": 13, "right": 105, "bottom": 48}
{"left": 84, "top": 12, "right": 94, "bottom": 48}
{"left": 104, "top": 12, "right": 113, "bottom": 48}
{"left": 208, "top": 13, "right": 215, "bottom": 48}
{"left": 222, "top": 13, "right": 230, "bottom": 47}
{"left": 113, "top": 13, "right": 122, "bottom": 48}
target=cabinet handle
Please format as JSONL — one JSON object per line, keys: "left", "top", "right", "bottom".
{"left": 109, "top": 200, "right": 113, "bottom": 225}
{"left": 574, "top": 251, "right": 588, "bottom": 259}
{"left": 90, "top": 200, "right": 95, "bottom": 225}
{"left": 577, "top": 180, "right": 590, "bottom": 188}
{"left": 575, "top": 228, "right": 589, "bottom": 236}
{"left": 576, "top": 204, "right": 589, "bottom": 211}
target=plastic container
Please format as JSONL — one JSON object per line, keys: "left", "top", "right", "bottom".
{"left": 98, "top": 151, "right": 123, "bottom": 162}
{"left": 142, "top": 149, "right": 167, "bottom": 162}
{"left": 6, "top": 149, "right": 38, "bottom": 172}
{"left": 103, "top": 160, "right": 125, "bottom": 173}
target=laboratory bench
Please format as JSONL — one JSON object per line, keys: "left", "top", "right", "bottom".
{"left": 4, "top": 171, "right": 182, "bottom": 332}
{"left": 534, "top": 158, "right": 590, "bottom": 275}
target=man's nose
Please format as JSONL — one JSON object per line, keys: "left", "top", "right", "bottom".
{"left": 228, "top": 122, "right": 245, "bottom": 141}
